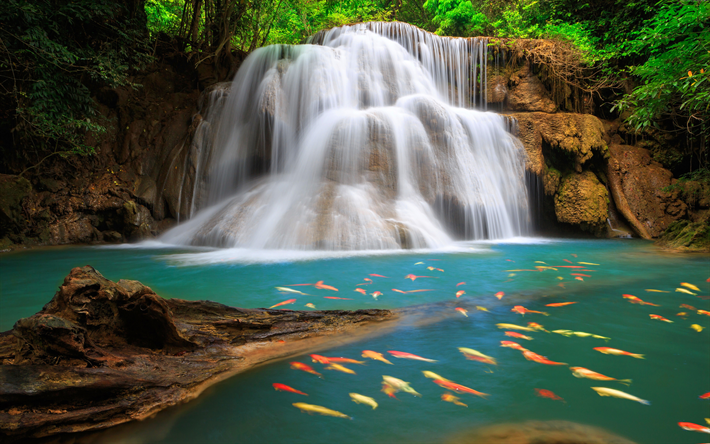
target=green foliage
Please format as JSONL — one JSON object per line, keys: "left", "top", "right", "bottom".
{"left": 423, "top": 0, "right": 490, "bottom": 37}
{"left": 146, "top": 0, "right": 184, "bottom": 37}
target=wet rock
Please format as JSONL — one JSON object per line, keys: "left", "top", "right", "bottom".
{"left": 554, "top": 170, "right": 609, "bottom": 235}
{"left": 508, "top": 63, "right": 557, "bottom": 113}
{"left": 447, "top": 420, "right": 636, "bottom": 444}
{"left": 122, "top": 200, "right": 156, "bottom": 240}
{"left": 0, "top": 175, "right": 31, "bottom": 236}
{"left": 0, "top": 266, "right": 395, "bottom": 441}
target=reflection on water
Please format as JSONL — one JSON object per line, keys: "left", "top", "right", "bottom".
{"left": 0, "top": 239, "right": 708, "bottom": 443}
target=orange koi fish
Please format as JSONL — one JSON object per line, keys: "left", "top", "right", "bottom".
{"left": 552, "top": 265, "right": 586, "bottom": 268}
{"left": 594, "top": 347, "right": 644, "bottom": 359}
{"left": 574, "top": 277, "right": 584, "bottom": 281}
{"left": 270, "top": 298, "right": 296, "bottom": 308}
{"left": 622, "top": 294, "right": 660, "bottom": 306}
{"left": 571, "top": 254, "right": 577, "bottom": 257}
{"left": 563, "top": 259, "right": 573, "bottom": 264}
{"left": 324, "top": 296, "right": 352, "bottom": 300}
{"left": 458, "top": 347, "right": 497, "bottom": 365}
{"left": 649, "top": 314, "right": 673, "bottom": 323}
{"left": 405, "top": 274, "right": 433, "bottom": 281}
{"left": 388, "top": 350, "right": 437, "bottom": 362}
{"left": 678, "top": 422, "right": 710, "bottom": 434}
{"left": 381, "top": 383, "right": 398, "bottom": 398}
{"left": 570, "top": 367, "right": 631, "bottom": 385}
{"left": 441, "top": 393, "right": 468, "bottom": 407}
{"left": 570, "top": 273, "right": 591, "bottom": 277}
{"left": 527, "top": 322, "right": 549, "bottom": 332}
{"left": 290, "top": 361, "right": 323, "bottom": 377}
{"left": 505, "top": 331, "right": 533, "bottom": 340}
{"left": 535, "top": 388, "right": 565, "bottom": 402}
{"left": 455, "top": 307, "right": 468, "bottom": 317}
{"left": 273, "top": 383, "right": 308, "bottom": 396}
{"left": 545, "top": 302, "right": 578, "bottom": 307}
{"left": 500, "top": 341, "right": 529, "bottom": 351}
{"left": 456, "top": 290, "right": 465, "bottom": 298}
{"left": 699, "top": 392, "right": 710, "bottom": 399}
{"left": 362, "top": 350, "right": 393, "bottom": 365}
{"left": 512, "top": 305, "right": 549, "bottom": 316}
{"left": 699, "top": 310, "right": 710, "bottom": 316}
{"left": 406, "top": 289, "right": 435, "bottom": 293}
{"left": 392, "top": 289, "right": 407, "bottom": 293}
{"left": 354, "top": 288, "right": 367, "bottom": 295}
{"left": 676, "top": 312, "right": 688, "bottom": 317}
{"left": 495, "top": 291, "right": 504, "bottom": 300}
{"left": 310, "top": 354, "right": 331, "bottom": 364}
{"left": 314, "top": 281, "right": 338, "bottom": 291}
{"left": 456, "top": 282, "right": 466, "bottom": 287}
{"left": 371, "top": 291, "right": 382, "bottom": 299}
{"left": 681, "top": 304, "right": 697, "bottom": 310}
{"left": 356, "top": 278, "right": 373, "bottom": 286}
{"left": 326, "top": 357, "right": 366, "bottom": 365}
{"left": 369, "top": 274, "right": 389, "bottom": 278}
{"left": 522, "top": 350, "right": 567, "bottom": 365}
{"left": 432, "top": 379, "right": 489, "bottom": 398}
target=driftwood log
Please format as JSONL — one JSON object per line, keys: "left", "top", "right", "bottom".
{"left": 0, "top": 266, "right": 395, "bottom": 441}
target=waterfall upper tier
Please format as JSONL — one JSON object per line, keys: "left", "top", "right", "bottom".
{"left": 161, "top": 22, "right": 532, "bottom": 250}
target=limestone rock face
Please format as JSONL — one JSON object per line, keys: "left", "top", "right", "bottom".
{"left": 607, "top": 144, "right": 686, "bottom": 237}
{"left": 554, "top": 171, "right": 608, "bottom": 234}
{"left": 507, "top": 63, "right": 557, "bottom": 113}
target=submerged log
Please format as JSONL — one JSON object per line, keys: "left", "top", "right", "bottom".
{"left": 0, "top": 266, "right": 395, "bottom": 441}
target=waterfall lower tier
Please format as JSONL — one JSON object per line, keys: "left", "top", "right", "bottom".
{"left": 162, "top": 22, "right": 532, "bottom": 250}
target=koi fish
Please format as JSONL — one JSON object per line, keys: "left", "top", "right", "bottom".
{"left": 273, "top": 383, "right": 308, "bottom": 396}
{"left": 594, "top": 347, "right": 644, "bottom": 359}
{"left": 496, "top": 323, "right": 536, "bottom": 332}
{"left": 500, "top": 341, "right": 529, "bottom": 351}
{"left": 700, "top": 392, "right": 710, "bottom": 399}
{"left": 414, "top": 262, "right": 424, "bottom": 265}
{"left": 570, "top": 273, "right": 591, "bottom": 277}
{"left": 441, "top": 393, "right": 468, "bottom": 407}
{"left": 527, "top": 322, "right": 549, "bottom": 332}
{"left": 354, "top": 288, "right": 367, "bottom": 295}
{"left": 545, "top": 302, "right": 578, "bottom": 307}
{"left": 305, "top": 303, "right": 316, "bottom": 309}
{"left": 591, "top": 387, "right": 650, "bottom": 405}
{"left": 678, "top": 422, "right": 710, "bottom": 434}
{"left": 476, "top": 306, "right": 489, "bottom": 312}
{"left": 382, "top": 375, "right": 421, "bottom": 397}
{"left": 563, "top": 259, "right": 573, "bottom": 264}
{"left": 406, "top": 289, "right": 435, "bottom": 293}
{"left": 405, "top": 274, "right": 433, "bottom": 281}
{"left": 691, "top": 324, "right": 704, "bottom": 332}
{"left": 456, "top": 282, "right": 466, "bottom": 287}
{"left": 270, "top": 299, "right": 296, "bottom": 308}
{"left": 422, "top": 371, "right": 449, "bottom": 381}
{"left": 275, "top": 287, "right": 310, "bottom": 295}
{"left": 324, "top": 296, "right": 352, "bottom": 300}
{"left": 676, "top": 288, "right": 696, "bottom": 295}
{"left": 349, "top": 393, "right": 378, "bottom": 409}
{"left": 681, "top": 282, "right": 701, "bottom": 292}
{"left": 512, "top": 305, "right": 549, "bottom": 316}
{"left": 505, "top": 331, "right": 533, "bottom": 340}
{"left": 535, "top": 261, "right": 547, "bottom": 264}
{"left": 495, "top": 291, "right": 504, "bottom": 300}
{"left": 388, "top": 350, "right": 437, "bottom": 362}
{"left": 293, "top": 402, "right": 351, "bottom": 419}
{"left": 392, "top": 289, "right": 407, "bottom": 293}
{"left": 326, "top": 357, "right": 366, "bottom": 365}
{"left": 369, "top": 274, "right": 389, "bottom": 278}
{"left": 362, "top": 350, "right": 393, "bottom": 365}
{"left": 649, "top": 314, "right": 673, "bottom": 323}
{"left": 290, "top": 361, "right": 323, "bottom": 377}
{"left": 645, "top": 289, "right": 669, "bottom": 293}
{"left": 310, "top": 354, "right": 331, "bottom": 364}
{"left": 571, "top": 254, "right": 577, "bottom": 257}
{"left": 356, "top": 278, "right": 373, "bottom": 286}
{"left": 456, "top": 290, "right": 465, "bottom": 298}
{"left": 535, "top": 388, "right": 565, "bottom": 402}
{"left": 574, "top": 277, "right": 584, "bottom": 281}
{"left": 570, "top": 367, "right": 631, "bottom": 385}
{"left": 371, "top": 291, "right": 382, "bottom": 299}
{"left": 314, "top": 281, "right": 338, "bottom": 291}
{"left": 432, "top": 379, "right": 489, "bottom": 398}
{"left": 455, "top": 307, "right": 468, "bottom": 317}
{"left": 681, "top": 304, "right": 697, "bottom": 310}
{"left": 381, "top": 383, "right": 398, "bottom": 398}
{"left": 326, "top": 363, "right": 356, "bottom": 375}
{"left": 522, "top": 350, "right": 567, "bottom": 365}
{"left": 578, "top": 262, "right": 599, "bottom": 265}
{"left": 622, "top": 294, "right": 660, "bottom": 306}
{"left": 552, "top": 330, "right": 610, "bottom": 341}
{"left": 458, "top": 347, "right": 497, "bottom": 365}
{"left": 699, "top": 310, "right": 710, "bottom": 316}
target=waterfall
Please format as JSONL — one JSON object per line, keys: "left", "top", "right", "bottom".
{"left": 161, "top": 22, "right": 531, "bottom": 250}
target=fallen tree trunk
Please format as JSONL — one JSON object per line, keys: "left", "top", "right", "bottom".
{"left": 0, "top": 266, "right": 396, "bottom": 442}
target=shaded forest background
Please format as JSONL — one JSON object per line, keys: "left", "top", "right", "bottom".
{"left": 0, "top": 0, "right": 707, "bottom": 230}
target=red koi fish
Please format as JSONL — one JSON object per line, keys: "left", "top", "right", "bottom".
{"left": 545, "top": 302, "right": 578, "bottom": 307}
{"left": 356, "top": 278, "right": 373, "bottom": 286}
{"left": 369, "top": 274, "right": 389, "bottom": 278}
{"left": 699, "top": 392, "right": 710, "bottom": 399}
{"left": 388, "top": 350, "right": 437, "bottom": 362}
{"left": 505, "top": 331, "right": 533, "bottom": 340}
{"left": 563, "top": 259, "right": 573, "bottom": 264}
{"left": 273, "top": 383, "right": 308, "bottom": 396}
{"left": 522, "top": 350, "right": 567, "bottom": 365}
{"left": 678, "top": 422, "right": 710, "bottom": 434}
{"left": 290, "top": 362, "right": 322, "bottom": 377}
{"left": 570, "top": 273, "right": 591, "bottom": 277}
{"left": 270, "top": 299, "right": 296, "bottom": 309}
{"left": 456, "top": 282, "right": 466, "bottom": 287}
{"left": 354, "top": 288, "right": 367, "bottom": 295}
{"left": 527, "top": 322, "right": 548, "bottom": 332}
{"left": 495, "top": 291, "right": 504, "bottom": 300}
{"left": 310, "top": 354, "right": 331, "bottom": 364}
{"left": 391, "top": 289, "right": 407, "bottom": 294}
{"left": 681, "top": 304, "right": 697, "bottom": 310}
{"left": 455, "top": 307, "right": 468, "bottom": 317}
{"left": 594, "top": 347, "right": 644, "bottom": 359}
{"left": 699, "top": 310, "right": 710, "bottom": 316}
{"left": 552, "top": 265, "right": 586, "bottom": 268}
{"left": 512, "top": 306, "right": 549, "bottom": 316}
{"left": 622, "top": 294, "right": 660, "bottom": 306}
{"left": 326, "top": 357, "right": 366, "bottom": 365}
{"left": 535, "top": 388, "right": 565, "bottom": 402}
{"left": 314, "top": 281, "right": 338, "bottom": 291}
{"left": 371, "top": 291, "right": 382, "bottom": 299}
{"left": 381, "top": 383, "right": 398, "bottom": 398}
{"left": 649, "top": 314, "right": 673, "bottom": 323}
{"left": 405, "top": 274, "right": 433, "bottom": 281}
{"left": 324, "top": 296, "right": 352, "bottom": 300}
{"left": 406, "top": 289, "right": 435, "bottom": 293}
{"left": 456, "top": 290, "right": 465, "bottom": 298}
{"left": 432, "top": 379, "right": 489, "bottom": 398}
{"left": 500, "top": 340, "right": 529, "bottom": 351}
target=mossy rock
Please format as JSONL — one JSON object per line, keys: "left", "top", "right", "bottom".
{"left": 554, "top": 170, "right": 608, "bottom": 235}
{"left": 656, "top": 217, "right": 710, "bottom": 252}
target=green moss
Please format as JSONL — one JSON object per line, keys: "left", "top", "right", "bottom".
{"left": 657, "top": 217, "right": 710, "bottom": 252}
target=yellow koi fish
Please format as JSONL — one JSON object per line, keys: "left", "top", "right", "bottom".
{"left": 690, "top": 324, "right": 704, "bottom": 332}
{"left": 362, "top": 350, "right": 393, "bottom": 365}
{"left": 496, "top": 323, "right": 535, "bottom": 332}
{"left": 382, "top": 375, "right": 421, "bottom": 397}
{"left": 676, "top": 288, "right": 697, "bottom": 295}
{"left": 680, "top": 282, "right": 700, "bottom": 292}
{"left": 645, "top": 289, "right": 669, "bottom": 293}
{"left": 325, "top": 363, "right": 356, "bottom": 375}
{"left": 422, "top": 371, "right": 450, "bottom": 381}
{"left": 578, "top": 262, "right": 600, "bottom": 265}
{"left": 458, "top": 347, "right": 497, "bottom": 365}
{"left": 476, "top": 306, "right": 489, "bottom": 312}
{"left": 349, "top": 393, "right": 378, "bottom": 409}
{"left": 570, "top": 367, "right": 631, "bottom": 385}
{"left": 305, "top": 303, "right": 316, "bottom": 309}
{"left": 552, "top": 330, "right": 610, "bottom": 341}
{"left": 591, "top": 387, "right": 650, "bottom": 405}
{"left": 293, "top": 402, "right": 351, "bottom": 419}
{"left": 441, "top": 393, "right": 467, "bottom": 407}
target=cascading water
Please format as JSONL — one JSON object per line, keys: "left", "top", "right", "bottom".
{"left": 162, "top": 22, "right": 532, "bottom": 250}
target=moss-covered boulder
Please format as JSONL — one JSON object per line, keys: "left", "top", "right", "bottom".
{"left": 554, "top": 171, "right": 608, "bottom": 235}
{"left": 656, "top": 214, "right": 710, "bottom": 252}
{"left": 0, "top": 175, "right": 31, "bottom": 237}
